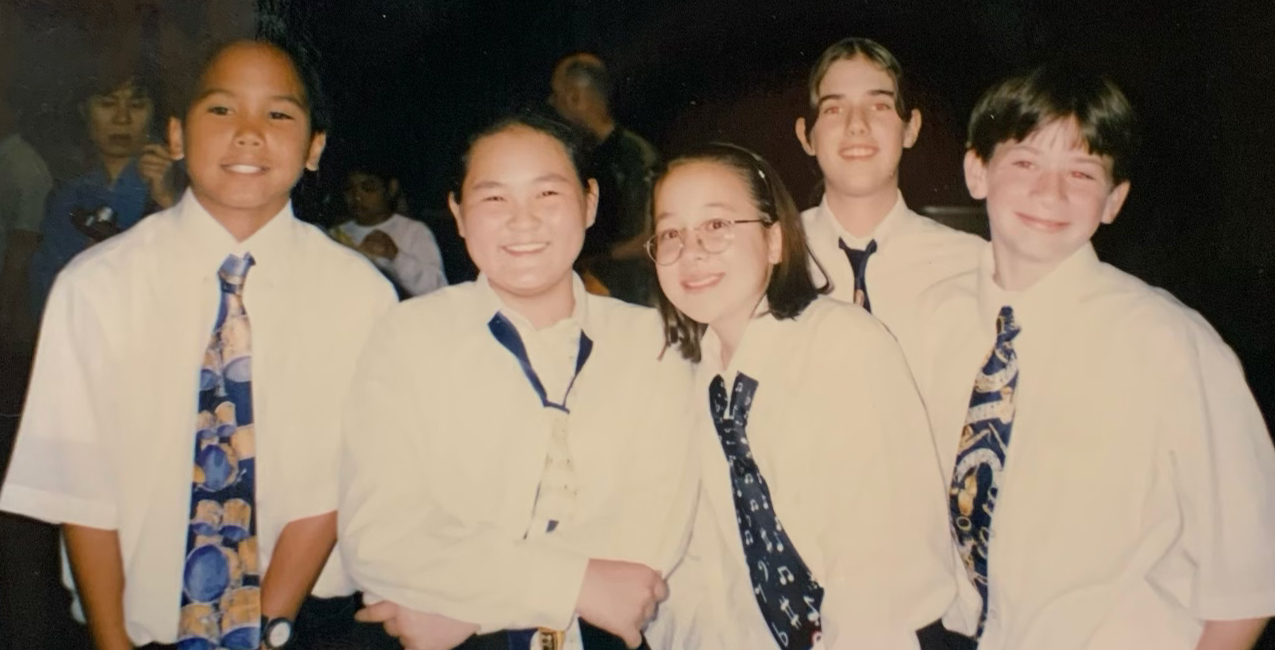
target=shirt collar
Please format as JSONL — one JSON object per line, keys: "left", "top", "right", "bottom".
{"left": 174, "top": 189, "right": 297, "bottom": 288}
{"left": 696, "top": 299, "right": 784, "bottom": 385}
{"left": 817, "top": 190, "right": 910, "bottom": 249}
{"left": 976, "top": 242, "right": 1102, "bottom": 338}
{"left": 474, "top": 272, "right": 591, "bottom": 333}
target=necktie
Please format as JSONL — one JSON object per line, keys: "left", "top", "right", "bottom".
{"left": 179, "top": 253, "right": 261, "bottom": 650}
{"left": 837, "top": 239, "right": 877, "bottom": 312}
{"left": 709, "top": 373, "right": 823, "bottom": 650}
{"left": 949, "top": 305, "right": 1021, "bottom": 637}
{"left": 489, "top": 313, "right": 593, "bottom": 533}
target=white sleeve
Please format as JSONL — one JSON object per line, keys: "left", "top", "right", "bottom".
{"left": 1162, "top": 319, "right": 1275, "bottom": 620}
{"left": 0, "top": 274, "right": 117, "bottom": 528}
{"left": 645, "top": 489, "right": 713, "bottom": 650}
{"left": 386, "top": 221, "right": 447, "bottom": 297}
{"left": 338, "top": 312, "right": 588, "bottom": 632}
{"left": 819, "top": 321, "right": 958, "bottom": 650}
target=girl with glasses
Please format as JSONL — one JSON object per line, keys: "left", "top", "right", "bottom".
{"left": 646, "top": 143, "right": 956, "bottom": 650}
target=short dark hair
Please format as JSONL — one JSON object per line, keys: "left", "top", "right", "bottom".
{"left": 560, "top": 54, "right": 611, "bottom": 102}
{"left": 654, "top": 142, "right": 828, "bottom": 363}
{"left": 967, "top": 64, "right": 1139, "bottom": 184}
{"left": 804, "top": 38, "right": 912, "bottom": 137}
{"left": 451, "top": 109, "right": 592, "bottom": 201}
{"left": 181, "top": 28, "right": 331, "bottom": 134}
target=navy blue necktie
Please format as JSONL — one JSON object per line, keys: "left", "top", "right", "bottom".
{"left": 179, "top": 253, "right": 260, "bottom": 650}
{"left": 949, "top": 306, "right": 1021, "bottom": 637}
{"left": 709, "top": 373, "right": 823, "bottom": 650}
{"left": 838, "top": 239, "right": 877, "bottom": 312}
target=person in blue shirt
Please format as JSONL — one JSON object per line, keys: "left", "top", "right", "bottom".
{"left": 28, "top": 69, "right": 176, "bottom": 318}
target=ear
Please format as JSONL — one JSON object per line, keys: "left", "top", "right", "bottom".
{"left": 304, "top": 131, "right": 327, "bottom": 172}
{"left": 167, "top": 116, "right": 185, "bottom": 161}
{"left": 583, "top": 178, "right": 599, "bottom": 229}
{"left": 963, "top": 149, "right": 989, "bottom": 200}
{"left": 1100, "top": 180, "right": 1130, "bottom": 225}
{"left": 766, "top": 223, "right": 783, "bottom": 265}
{"left": 448, "top": 192, "right": 465, "bottom": 238}
{"left": 902, "top": 108, "right": 922, "bottom": 149}
{"left": 794, "top": 117, "right": 816, "bottom": 156}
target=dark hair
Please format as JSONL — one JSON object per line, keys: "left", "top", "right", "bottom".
{"left": 345, "top": 158, "right": 397, "bottom": 187}
{"left": 967, "top": 64, "right": 1139, "bottom": 184}
{"left": 560, "top": 54, "right": 611, "bottom": 102}
{"left": 450, "top": 110, "right": 591, "bottom": 200}
{"left": 654, "top": 142, "right": 828, "bottom": 363}
{"left": 181, "top": 29, "right": 331, "bottom": 134}
{"left": 804, "top": 38, "right": 912, "bottom": 137}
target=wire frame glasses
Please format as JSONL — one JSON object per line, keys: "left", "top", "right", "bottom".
{"left": 644, "top": 218, "right": 766, "bottom": 266}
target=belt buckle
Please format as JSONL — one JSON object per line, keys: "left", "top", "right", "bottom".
{"left": 536, "top": 627, "right": 565, "bottom": 650}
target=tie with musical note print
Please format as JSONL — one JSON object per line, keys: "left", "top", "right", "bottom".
{"left": 837, "top": 239, "right": 877, "bottom": 312}
{"left": 949, "top": 305, "right": 1020, "bottom": 638}
{"left": 709, "top": 373, "right": 823, "bottom": 650}
{"left": 179, "top": 253, "right": 261, "bottom": 650}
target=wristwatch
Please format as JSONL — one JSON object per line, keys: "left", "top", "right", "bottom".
{"left": 261, "top": 615, "right": 294, "bottom": 649}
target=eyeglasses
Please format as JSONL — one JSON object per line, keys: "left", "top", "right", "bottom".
{"left": 644, "top": 218, "right": 767, "bottom": 266}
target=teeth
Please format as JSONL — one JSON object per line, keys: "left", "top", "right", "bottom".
{"left": 226, "top": 164, "right": 263, "bottom": 173}
{"left": 842, "top": 147, "right": 875, "bottom": 157}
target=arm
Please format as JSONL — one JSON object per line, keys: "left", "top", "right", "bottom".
{"left": 64, "top": 524, "right": 132, "bottom": 650}
{"left": 820, "top": 319, "right": 956, "bottom": 650}
{"left": 260, "top": 512, "right": 337, "bottom": 621}
{"left": 384, "top": 222, "right": 447, "bottom": 296}
{"left": 1194, "top": 619, "right": 1269, "bottom": 650}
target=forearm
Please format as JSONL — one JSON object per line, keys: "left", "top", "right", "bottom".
{"left": 1194, "top": 618, "right": 1269, "bottom": 650}
{"left": 261, "top": 511, "right": 337, "bottom": 620}
{"left": 64, "top": 523, "right": 133, "bottom": 650}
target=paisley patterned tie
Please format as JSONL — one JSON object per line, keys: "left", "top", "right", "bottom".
{"left": 709, "top": 373, "right": 823, "bottom": 650}
{"left": 178, "top": 253, "right": 261, "bottom": 650}
{"left": 949, "top": 305, "right": 1020, "bottom": 637}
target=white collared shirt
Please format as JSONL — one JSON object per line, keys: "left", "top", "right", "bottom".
{"left": 802, "top": 192, "right": 985, "bottom": 367}
{"left": 0, "top": 191, "right": 397, "bottom": 645}
{"left": 336, "top": 213, "right": 448, "bottom": 296}
{"left": 653, "top": 298, "right": 956, "bottom": 650}
{"left": 338, "top": 275, "right": 699, "bottom": 634}
{"left": 913, "top": 243, "right": 1275, "bottom": 650}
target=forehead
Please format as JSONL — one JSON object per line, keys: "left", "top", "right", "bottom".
{"left": 200, "top": 42, "right": 304, "bottom": 97}
{"left": 655, "top": 161, "right": 754, "bottom": 215}
{"left": 1012, "top": 118, "right": 1105, "bottom": 158}
{"left": 817, "top": 55, "right": 897, "bottom": 97}
{"left": 465, "top": 126, "right": 575, "bottom": 184}
{"left": 91, "top": 80, "right": 150, "bottom": 100}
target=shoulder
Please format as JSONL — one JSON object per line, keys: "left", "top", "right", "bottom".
{"left": 1086, "top": 264, "right": 1230, "bottom": 362}
{"left": 292, "top": 220, "right": 396, "bottom": 298}
{"left": 617, "top": 128, "right": 660, "bottom": 165}
{"left": 389, "top": 214, "right": 438, "bottom": 239}
{"left": 791, "top": 296, "right": 899, "bottom": 356}
{"left": 0, "top": 138, "right": 51, "bottom": 186}
{"left": 897, "top": 208, "right": 986, "bottom": 252}
{"left": 585, "top": 293, "right": 667, "bottom": 351}
{"left": 52, "top": 206, "right": 177, "bottom": 299}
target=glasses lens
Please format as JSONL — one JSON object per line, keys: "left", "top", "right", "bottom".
{"left": 651, "top": 232, "right": 683, "bottom": 265}
{"left": 699, "top": 219, "right": 734, "bottom": 254}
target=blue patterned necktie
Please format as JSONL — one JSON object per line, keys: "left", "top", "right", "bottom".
{"left": 709, "top": 373, "right": 823, "bottom": 650}
{"left": 179, "top": 253, "right": 261, "bottom": 650}
{"left": 837, "top": 239, "right": 877, "bottom": 312}
{"left": 949, "top": 305, "right": 1020, "bottom": 638}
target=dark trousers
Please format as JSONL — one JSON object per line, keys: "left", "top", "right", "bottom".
{"left": 917, "top": 620, "right": 977, "bottom": 650}
{"left": 455, "top": 620, "right": 648, "bottom": 650}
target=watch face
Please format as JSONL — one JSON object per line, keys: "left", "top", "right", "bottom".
{"left": 266, "top": 618, "right": 293, "bottom": 648}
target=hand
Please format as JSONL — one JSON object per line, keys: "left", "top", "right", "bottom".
{"left": 138, "top": 143, "right": 175, "bottom": 208}
{"left": 358, "top": 230, "right": 399, "bottom": 260}
{"left": 575, "top": 559, "right": 667, "bottom": 649}
{"left": 355, "top": 600, "right": 478, "bottom": 650}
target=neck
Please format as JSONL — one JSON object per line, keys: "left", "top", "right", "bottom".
{"left": 496, "top": 275, "right": 576, "bottom": 330}
{"left": 710, "top": 295, "right": 761, "bottom": 369}
{"left": 989, "top": 240, "right": 1055, "bottom": 292}
{"left": 101, "top": 155, "right": 132, "bottom": 183}
{"left": 585, "top": 115, "right": 616, "bottom": 142}
{"left": 824, "top": 186, "right": 898, "bottom": 239}
{"left": 196, "top": 192, "right": 287, "bottom": 242}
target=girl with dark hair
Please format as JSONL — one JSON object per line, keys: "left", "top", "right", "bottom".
{"left": 648, "top": 143, "right": 955, "bottom": 650}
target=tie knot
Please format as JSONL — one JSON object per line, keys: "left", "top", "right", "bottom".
{"left": 996, "top": 305, "right": 1021, "bottom": 342}
{"left": 218, "top": 253, "right": 255, "bottom": 295}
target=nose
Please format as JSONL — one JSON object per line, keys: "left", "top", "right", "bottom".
{"left": 1030, "top": 169, "right": 1066, "bottom": 203}
{"left": 508, "top": 200, "right": 543, "bottom": 231}
{"left": 112, "top": 103, "right": 132, "bottom": 125}
{"left": 844, "top": 106, "right": 869, "bottom": 134}
{"left": 233, "top": 118, "right": 264, "bottom": 148}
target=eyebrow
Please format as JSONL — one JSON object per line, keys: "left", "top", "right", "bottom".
{"left": 816, "top": 88, "right": 896, "bottom": 107}
{"left": 195, "top": 88, "right": 308, "bottom": 110}
{"left": 654, "top": 202, "right": 740, "bottom": 221}
{"left": 1011, "top": 142, "right": 1107, "bottom": 164}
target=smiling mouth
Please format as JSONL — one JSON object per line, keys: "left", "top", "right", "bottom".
{"left": 1016, "top": 212, "right": 1067, "bottom": 232}
{"left": 223, "top": 163, "right": 268, "bottom": 175}
{"left": 838, "top": 145, "right": 877, "bottom": 159}
{"left": 502, "top": 242, "right": 549, "bottom": 255}
{"left": 681, "top": 273, "right": 723, "bottom": 291}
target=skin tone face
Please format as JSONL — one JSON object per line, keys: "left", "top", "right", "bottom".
{"left": 965, "top": 117, "right": 1130, "bottom": 292}
{"left": 344, "top": 171, "right": 397, "bottom": 226}
{"left": 448, "top": 125, "right": 598, "bottom": 328}
{"left": 85, "top": 80, "right": 155, "bottom": 179}
{"left": 653, "top": 160, "right": 781, "bottom": 364}
{"left": 168, "top": 41, "right": 326, "bottom": 241}
{"left": 795, "top": 55, "right": 921, "bottom": 234}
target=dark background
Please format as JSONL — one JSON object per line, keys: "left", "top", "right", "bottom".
{"left": 1, "top": 0, "right": 1274, "bottom": 648}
